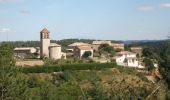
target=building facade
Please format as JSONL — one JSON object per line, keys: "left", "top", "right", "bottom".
{"left": 40, "top": 28, "right": 50, "bottom": 58}
{"left": 111, "top": 43, "right": 124, "bottom": 50}
{"left": 74, "top": 46, "right": 93, "bottom": 59}
{"left": 67, "top": 42, "right": 91, "bottom": 52}
{"left": 92, "top": 40, "right": 112, "bottom": 51}
{"left": 130, "top": 47, "right": 143, "bottom": 56}
{"left": 14, "top": 47, "right": 39, "bottom": 59}
{"left": 40, "top": 28, "right": 66, "bottom": 59}
{"left": 113, "top": 51, "right": 141, "bottom": 68}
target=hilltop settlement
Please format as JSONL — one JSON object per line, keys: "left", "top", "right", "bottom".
{"left": 1, "top": 28, "right": 170, "bottom": 100}
{"left": 14, "top": 28, "right": 158, "bottom": 69}
{"left": 14, "top": 28, "right": 158, "bottom": 70}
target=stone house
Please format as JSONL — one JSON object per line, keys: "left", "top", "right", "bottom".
{"left": 111, "top": 42, "right": 124, "bottom": 51}
{"left": 113, "top": 51, "right": 143, "bottom": 68}
{"left": 14, "top": 47, "right": 39, "bottom": 59}
{"left": 92, "top": 40, "right": 112, "bottom": 51}
{"left": 130, "top": 47, "right": 143, "bottom": 56}
{"left": 74, "top": 46, "right": 93, "bottom": 59}
{"left": 67, "top": 42, "right": 91, "bottom": 52}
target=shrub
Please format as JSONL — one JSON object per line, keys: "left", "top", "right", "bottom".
{"left": 21, "top": 63, "right": 116, "bottom": 73}
{"left": 82, "top": 51, "right": 92, "bottom": 58}
{"left": 27, "top": 76, "right": 39, "bottom": 88}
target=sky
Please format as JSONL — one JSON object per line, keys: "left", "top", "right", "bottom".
{"left": 0, "top": 0, "right": 170, "bottom": 41}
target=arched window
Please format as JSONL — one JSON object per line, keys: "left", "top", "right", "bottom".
{"left": 46, "top": 33, "right": 49, "bottom": 38}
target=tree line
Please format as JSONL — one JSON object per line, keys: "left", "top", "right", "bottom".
{"left": 0, "top": 39, "right": 123, "bottom": 48}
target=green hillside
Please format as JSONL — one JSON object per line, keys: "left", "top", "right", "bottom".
{"left": 24, "top": 67, "right": 169, "bottom": 100}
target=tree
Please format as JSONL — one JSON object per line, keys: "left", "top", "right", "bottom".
{"left": 159, "top": 42, "right": 170, "bottom": 89}
{"left": 82, "top": 51, "right": 92, "bottom": 58}
{"left": 0, "top": 43, "right": 28, "bottom": 100}
{"left": 86, "top": 85, "right": 109, "bottom": 100}
{"left": 142, "top": 47, "right": 154, "bottom": 58}
{"left": 124, "top": 45, "right": 130, "bottom": 51}
{"left": 98, "top": 44, "right": 114, "bottom": 53}
{"left": 143, "top": 58, "right": 154, "bottom": 71}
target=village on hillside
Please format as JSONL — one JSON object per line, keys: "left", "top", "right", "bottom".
{"left": 14, "top": 28, "right": 159, "bottom": 71}
{"left": 1, "top": 0, "right": 170, "bottom": 99}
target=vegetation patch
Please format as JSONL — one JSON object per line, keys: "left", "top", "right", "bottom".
{"left": 21, "top": 62, "right": 116, "bottom": 73}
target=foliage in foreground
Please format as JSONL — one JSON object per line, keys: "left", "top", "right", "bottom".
{"left": 25, "top": 69, "right": 170, "bottom": 100}
{"left": 0, "top": 43, "right": 29, "bottom": 100}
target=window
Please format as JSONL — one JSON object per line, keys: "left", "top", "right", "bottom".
{"left": 46, "top": 33, "right": 49, "bottom": 38}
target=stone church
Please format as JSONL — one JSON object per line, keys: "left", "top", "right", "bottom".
{"left": 40, "top": 28, "right": 66, "bottom": 59}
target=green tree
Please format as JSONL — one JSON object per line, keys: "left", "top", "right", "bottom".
{"left": 143, "top": 58, "right": 154, "bottom": 71}
{"left": 0, "top": 43, "right": 28, "bottom": 100}
{"left": 86, "top": 85, "right": 109, "bottom": 100}
{"left": 124, "top": 45, "right": 130, "bottom": 51}
{"left": 160, "top": 42, "right": 170, "bottom": 89}
{"left": 82, "top": 51, "right": 92, "bottom": 58}
{"left": 98, "top": 44, "right": 114, "bottom": 53}
{"left": 142, "top": 47, "right": 154, "bottom": 58}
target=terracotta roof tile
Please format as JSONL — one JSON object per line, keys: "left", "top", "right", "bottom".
{"left": 77, "top": 46, "right": 92, "bottom": 50}
{"left": 40, "top": 28, "right": 50, "bottom": 33}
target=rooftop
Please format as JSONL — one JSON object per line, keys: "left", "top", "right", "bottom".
{"left": 77, "top": 46, "right": 93, "bottom": 50}
{"left": 92, "top": 40, "right": 112, "bottom": 45}
{"left": 131, "top": 47, "right": 143, "bottom": 50}
{"left": 50, "top": 43, "right": 61, "bottom": 47}
{"left": 116, "top": 51, "right": 136, "bottom": 55}
{"left": 14, "top": 47, "right": 37, "bottom": 51}
{"left": 40, "top": 28, "right": 50, "bottom": 33}
{"left": 112, "top": 43, "right": 124, "bottom": 46}
{"left": 68, "top": 42, "right": 90, "bottom": 47}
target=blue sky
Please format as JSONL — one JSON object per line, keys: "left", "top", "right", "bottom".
{"left": 0, "top": 0, "right": 170, "bottom": 41}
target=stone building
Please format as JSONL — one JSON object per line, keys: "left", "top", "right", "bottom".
{"left": 49, "top": 43, "right": 66, "bottom": 59}
{"left": 40, "top": 28, "right": 66, "bottom": 59}
{"left": 40, "top": 28, "right": 50, "bottom": 58}
{"left": 92, "top": 40, "right": 112, "bottom": 51}
{"left": 67, "top": 42, "right": 91, "bottom": 52}
{"left": 14, "top": 47, "right": 39, "bottom": 59}
{"left": 111, "top": 42, "right": 124, "bottom": 50}
{"left": 130, "top": 47, "right": 143, "bottom": 56}
{"left": 113, "top": 51, "right": 145, "bottom": 68}
{"left": 74, "top": 46, "right": 93, "bottom": 59}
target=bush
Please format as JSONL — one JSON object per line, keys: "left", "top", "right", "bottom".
{"left": 136, "top": 72, "right": 148, "bottom": 82}
{"left": 82, "top": 51, "right": 92, "bottom": 58}
{"left": 21, "top": 63, "right": 116, "bottom": 73}
{"left": 27, "top": 76, "right": 39, "bottom": 88}
{"left": 98, "top": 43, "right": 113, "bottom": 53}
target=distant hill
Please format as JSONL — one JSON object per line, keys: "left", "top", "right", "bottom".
{"left": 123, "top": 40, "right": 164, "bottom": 44}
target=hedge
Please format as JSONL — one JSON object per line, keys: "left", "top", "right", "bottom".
{"left": 21, "top": 63, "right": 117, "bottom": 73}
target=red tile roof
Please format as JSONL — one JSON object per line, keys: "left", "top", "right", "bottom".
{"left": 77, "top": 46, "right": 92, "bottom": 50}
{"left": 41, "top": 28, "right": 50, "bottom": 33}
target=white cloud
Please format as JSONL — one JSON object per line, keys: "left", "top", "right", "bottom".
{"left": 160, "top": 3, "right": 170, "bottom": 8}
{"left": 0, "top": 28, "right": 13, "bottom": 33}
{"left": 138, "top": 5, "right": 155, "bottom": 12}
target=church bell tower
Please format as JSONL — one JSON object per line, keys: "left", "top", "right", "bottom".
{"left": 40, "top": 28, "right": 50, "bottom": 58}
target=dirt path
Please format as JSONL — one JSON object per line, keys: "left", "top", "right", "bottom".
{"left": 16, "top": 60, "right": 44, "bottom": 67}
